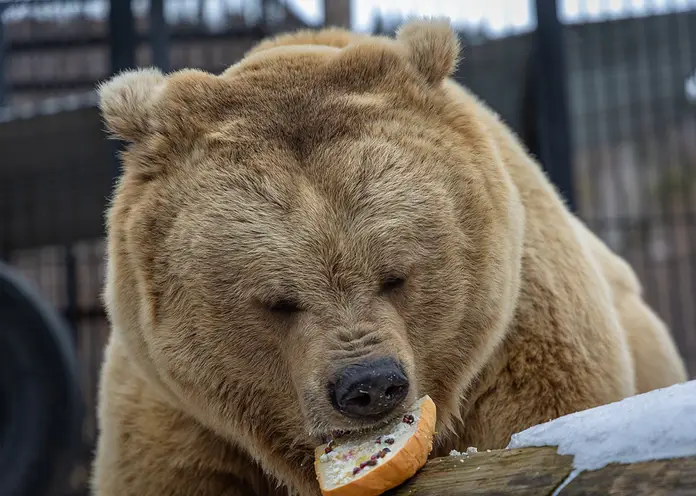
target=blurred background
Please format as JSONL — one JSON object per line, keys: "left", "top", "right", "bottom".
{"left": 0, "top": 0, "right": 694, "bottom": 495}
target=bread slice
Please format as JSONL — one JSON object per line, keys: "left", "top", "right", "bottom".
{"left": 314, "top": 395, "right": 436, "bottom": 496}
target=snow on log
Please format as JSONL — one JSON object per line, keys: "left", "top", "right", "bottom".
{"left": 389, "top": 380, "right": 696, "bottom": 495}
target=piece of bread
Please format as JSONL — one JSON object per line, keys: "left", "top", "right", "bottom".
{"left": 314, "top": 395, "right": 436, "bottom": 496}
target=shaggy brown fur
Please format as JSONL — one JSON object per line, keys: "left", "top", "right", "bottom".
{"left": 92, "top": 19, "right": 687, "bottom": 496}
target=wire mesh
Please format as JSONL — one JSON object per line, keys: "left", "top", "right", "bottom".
{"left": 0, "top": 1, "right": 695, "bottom": 495}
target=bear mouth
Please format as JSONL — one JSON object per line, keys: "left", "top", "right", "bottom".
{"left": 316, "top": 411, "right": 407, "bottom": 444}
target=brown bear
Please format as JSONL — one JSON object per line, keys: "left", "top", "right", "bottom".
{"left": 92, "top": 19, "right": 688, "bottom": 496}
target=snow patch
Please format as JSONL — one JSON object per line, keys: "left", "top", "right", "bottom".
{"left": 506, "top": 380, "right": 696, "bottom": 495}
{"left": 449, "top": 446, "right": 478, "bottom": 457}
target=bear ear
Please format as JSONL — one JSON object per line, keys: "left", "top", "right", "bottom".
{"left": 396, "top": 18, "right": 460, "bottom": 86}
{"left": 98, "top": 68, "right": 167, "bottom": 142}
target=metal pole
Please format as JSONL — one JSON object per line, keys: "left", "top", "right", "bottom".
{"left": 109, "top": 0, "right": 136, "bottom": 75}
{"left": 108, "top": 0, "right": 136, "bottom": 180}
{"left": 533, "top": 0, "right": 575, "bottom": 211}
{"left": 0, "top": 7, "right": 7, "bottom": 107}
{"left": 64, "top": 245, "right": 78, "bottom": 340}
{"left": 324, "top": 0, "right": 351, "bottom": 28}
{"left": 150, "top": 0, "right": 169, "bottom": 72}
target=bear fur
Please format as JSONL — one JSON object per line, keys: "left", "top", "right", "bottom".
{"left": 92, "top": 19, "right": 688, "bottom": 496}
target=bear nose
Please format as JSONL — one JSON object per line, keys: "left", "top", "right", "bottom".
{"left": 331, "top": 357, "right": 410, "bottom": 420}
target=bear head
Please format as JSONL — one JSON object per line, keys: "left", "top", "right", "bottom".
{"left": 99, "top": 18, "right": 524, "bottom": 469}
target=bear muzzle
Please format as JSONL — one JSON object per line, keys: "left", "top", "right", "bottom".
{"left": 329, "top": 357, "right": 410, "bottom": 421}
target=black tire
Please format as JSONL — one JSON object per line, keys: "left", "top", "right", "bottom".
{"left": 0, "top": 262, "right": 83, "bottom": 496}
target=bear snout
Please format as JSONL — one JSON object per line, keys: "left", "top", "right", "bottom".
{"left": 329, "top": 357, "right": 410, "bottom": 421}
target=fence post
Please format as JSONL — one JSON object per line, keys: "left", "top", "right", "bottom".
{"left": 150, "top": 0, "right": 169, "bottom": 72}
{"left": 109, "top": 0, "right": 136, "bottom": 75}
{"left": 108, "top": 0, "right": 136, "bottom": 181}
{"left": 533, "top": 0, "right": 575, "bottom": 211}
{"left": 64, "top": 245, "right": 78, "bottom": 340}
{"left": 324, "top": 0, "right": 351, "bottom": 28}
{"left": 1, "top": 9, "right": 10, "bottom": 257}
{"left": 0, "top": 6, "right": 7, "bottom": 107}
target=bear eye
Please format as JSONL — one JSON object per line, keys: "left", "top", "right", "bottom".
{"left": 268, "top": 298, "right": 302, "bottom": 315}
{"left": 380, "top": 274, "right": 406, "bottom": 293}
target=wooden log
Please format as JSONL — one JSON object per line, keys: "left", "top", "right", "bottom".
{"left": 388, "top": 447, "right": 696, "bottom": 495}
{"left": 563, "top": 455, "right": 696, "bottom": 496}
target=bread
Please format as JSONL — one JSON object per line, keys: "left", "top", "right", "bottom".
{"left": 314, "top": 395, "right": 436, "bottom": 496}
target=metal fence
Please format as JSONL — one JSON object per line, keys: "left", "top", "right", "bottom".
{"left": 566, "top": 8, "right": 696, "bottom": 379}
{"left": 0, "top": 1, "right": 695, "bottom": 495}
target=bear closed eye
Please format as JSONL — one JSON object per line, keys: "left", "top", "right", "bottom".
{"left": 268, "top": 298, "right": 303, "bottom": 315}
{"left": 380, "top": 275, "right": 406, "bottom": 293}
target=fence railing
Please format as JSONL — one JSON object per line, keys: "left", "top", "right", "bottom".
{"left": 0, "top": 1, "right": 694, "bottom": 495}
